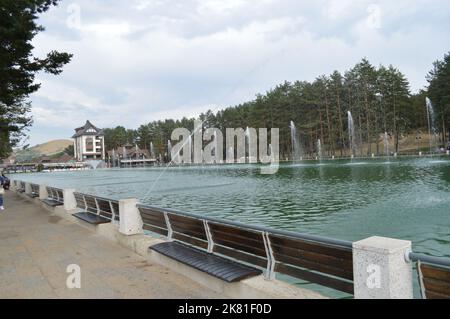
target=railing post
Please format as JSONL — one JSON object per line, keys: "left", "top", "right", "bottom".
{"left": 353, "top": 236, "right": 413, "bottom": 299}
{"left": 203, "top": 221, "right": 214, "bottom": 253}
{"left": 39, "top": 185, "right": 48, "bottom": 200}
{"left": 119, "top": 199, "right": 143, "bottom": 236}
{"left": 262, "top": 232, "right": 276, "bottom": 280}
{"left": 63, "top": 189, "right": 77, "bottom": 210}
{"left": 164, "top": 212, "right": 173, "bottom": 240}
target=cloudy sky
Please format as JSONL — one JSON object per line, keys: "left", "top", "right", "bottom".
{"left": 27, "top": 0, "right": 450, "bottom": 146}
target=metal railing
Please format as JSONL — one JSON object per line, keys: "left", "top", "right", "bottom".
{"left": 137, "top": 203, "right": 354, "bottom": 292}
{"left": 74, "top": 192, "right": 120, "bottom": 222}
{"left": 408, "top": 252, "right": 450, "bottom": 268}
{"left": 46, "top": 186, "right": 64, "bottom": 203}
{"left": 138, "top": 204, "right": 353, "bottom": 249}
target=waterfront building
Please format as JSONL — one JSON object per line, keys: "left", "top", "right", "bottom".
{"left": 72, "top": 121, "right": 106, "bottom": 162}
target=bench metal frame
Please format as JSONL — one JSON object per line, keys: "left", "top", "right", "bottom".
{"left": 46, "top": 187, "right": 64, "bottom": 203}
{"left": 73, "top": 192, "right": 120, "bottom": 223}
{"left": 29, "top": 183, "right": 40, "bottom": 197}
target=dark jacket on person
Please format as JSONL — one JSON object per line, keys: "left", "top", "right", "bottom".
{"left": 1, "top": 175, "right": 10, "bottom": 190}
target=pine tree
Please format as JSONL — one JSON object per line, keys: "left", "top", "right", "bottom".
{"left": 0, "top": 0, "right": 72, "bottom": 158}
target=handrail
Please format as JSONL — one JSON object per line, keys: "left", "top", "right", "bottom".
{"left": 74, "top": 191, "right": 119, "bottom": 221}
{"left": 137, "top": 203, "right": 353, "bottom": 249}
{"left": 73, "top": 191, "right": 119, "bottom": 203}
{"left": 408, "top": 252, "right": 450, "bottom": 268}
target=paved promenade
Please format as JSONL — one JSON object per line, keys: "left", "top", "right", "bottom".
{"left": 0, "top": 191, "right": 221, "bottom": 299}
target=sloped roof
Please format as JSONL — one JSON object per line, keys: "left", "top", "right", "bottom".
{"left": 72, "top": 120, "right": 104, "bottom": 138}
{"left": 107, "top": 146, "right": 150, "bottom": 158}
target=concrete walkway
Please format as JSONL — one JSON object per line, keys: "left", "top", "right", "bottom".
{"left": 0, "top": 191, "right": 222, "bottom": 299}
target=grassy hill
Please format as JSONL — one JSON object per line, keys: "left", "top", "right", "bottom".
{"left": 14, "top": 139, "right": 73, "bottom": 163}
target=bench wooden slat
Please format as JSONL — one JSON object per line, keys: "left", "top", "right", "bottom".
{"left": 420, "top": 263, "right": 450, "bottom": 299}
{"left": 272, "top": 244, "right": 353, "bottom": 269}
{"left": 213, "top": 245, "right": 268, "bottom": 268}
{"left": 276, "top": 263, "right": 354, "bottom": 294}
{"left": 269, "top": 234, "right": 353, "bottom": 261}
{"left": 73, "top": 212, "right": 111, "bottom": 225}
{"left": 143, "top": 224, "right": 168, "bottom": 236}
{"left": 421, "top": 263, "right": 450, "bottom": 282}
{"left": 139, "top": 207, "right": 166, "bottom": 225}
{"left": 42, "top": 199, "right": 63, "bottom": 207}
{"left": 209, "top": 223, "right": 266, "bottom": 258}
{"left": 273, "top": 252, "right": 353, "bottom": 280}
{"left": 141, "top": 215, "right": 167, "bottom": 229}
{"left": 150, "top": 241, "right": 262, "bottom": 283}
{"left": 97, "top": 199, "right": 112, "bottom": 214}
{"left": 423, "top": 277, "right": 450, "bottom": 297}
{"left": 74, "top": 193, "right": 86, "bottom": 209}
{"left": 172, "top": 232, "right": 208, "bottom": 249}
{"left": 168, "top": 214, "right": 207, "bottom": 241}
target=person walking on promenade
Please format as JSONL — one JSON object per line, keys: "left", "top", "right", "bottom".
{"left": 2, "top": 173, "right": 10, "bottom": 190}
{"left": 0, "top": 173, "right": 5, "bottom": 210}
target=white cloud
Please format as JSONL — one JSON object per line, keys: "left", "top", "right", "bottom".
{"left": 26, "top": 0, "right": 450, "bottom": 145}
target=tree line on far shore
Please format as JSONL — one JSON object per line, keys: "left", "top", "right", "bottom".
{"left": 104, "top": 54, "right": 450, "bottom": 159}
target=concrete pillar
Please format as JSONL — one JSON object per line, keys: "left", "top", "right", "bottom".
{"left": 119, "top": 198, "right": 143, "bottom": 236}
{"left": 353, "top": 236, "right": 413, "bottom": 299}
{"left": 25, "top": 182, "right": 32, "bottom": 195}
{"left": 63, "top": 189, "right": 77, "bottom": 210}
{"left": 39, "top": 185, "right": 48, "bottom": 200}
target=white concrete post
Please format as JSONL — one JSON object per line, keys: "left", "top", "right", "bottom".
{"left": 39, "top": 185, "right": 48, "bottom": 200}
{"left": 119, "top": 198, "right": 143, "bottom": 236}
{"left": 353, "top": 236, "right": 413, "bottom": 299}
{"left": 63, "top": 189, "right": 77, "bottom": 211}
{"left": 25, "top": 182, "right": 32, "bottom": 195}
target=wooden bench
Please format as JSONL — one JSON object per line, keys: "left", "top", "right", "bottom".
{"left": 418, "top": 261, "right": 450, "bottom": 299}
{"left": 140, "top": 207, "right": 262, "bottom": 283}
{"left": 72, "top": 193, "right": 119, "bottom": 225}
{"left": 139, "top": 205, "right": 354, "bottom": 293}
{"left": 26, "top": 184, "right": 40, "bottom": 198}
{"left": 42, "top": 187, "right": 64, "bottom": 207}
{"left": 17, "top": 181, "right": 26, "bottom": 193}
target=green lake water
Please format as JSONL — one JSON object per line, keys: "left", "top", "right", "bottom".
{"left": 14, "top": 157, "right": 450, "bottom": 298}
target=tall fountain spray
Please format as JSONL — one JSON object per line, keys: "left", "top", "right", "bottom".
{"left": 426, "top": 97, "right": 438, "bottom": 155}
{"left": 290, "top": 121, "right": 302, "bottom": 161}
{"left": 112, "top": 149, "right": 116, "bottom": 167}
{"left": 150, "top": 142, "right": 155, "bottom": 158}
{"left": 317, "top": 139, "right": 323, "bottom": 161}
{"left": 347, "top": 111, "right": 357, "bottom": 157}
{"left": 384, "top": 132, "right": 390, "bottom": 159}
{"left": 168, "top": 140, "right": 172, "bottom": 161}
